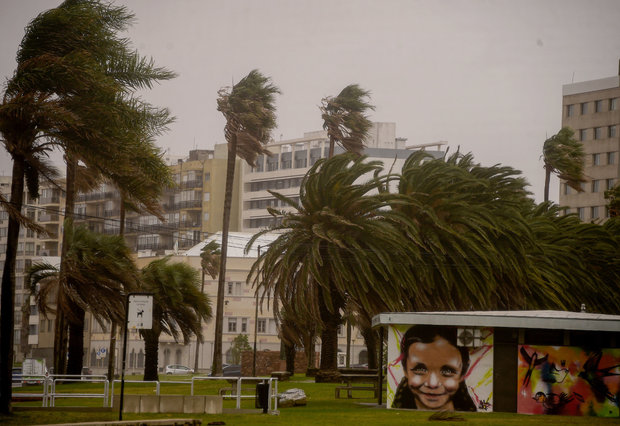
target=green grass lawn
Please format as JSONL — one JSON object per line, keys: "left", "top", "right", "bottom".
{"left": 2, "top": 374, "right": 619, "bottom": 425}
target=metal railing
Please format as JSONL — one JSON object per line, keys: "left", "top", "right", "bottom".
{"left": 13, "top": 374, "right": 279, "bottom": 413}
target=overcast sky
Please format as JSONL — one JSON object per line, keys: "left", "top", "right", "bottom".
{"left": 1, "top": 0, "right": 619, "bottom": 202}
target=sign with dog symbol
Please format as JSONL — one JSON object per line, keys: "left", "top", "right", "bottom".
{"left": 127, "top": 294, "right": 153, "bottom": 329}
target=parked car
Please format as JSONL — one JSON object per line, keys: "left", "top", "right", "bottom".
{"left": 164, "top": 364, "right": 194, "bottom": 375}
{"left": 222, "top": 363, "right": 241, "bottom": 377}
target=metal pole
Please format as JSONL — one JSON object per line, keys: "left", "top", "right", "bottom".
{"left": 118, "top": 295, "right": 130, "bottom": 421}
{"left": 253, "top": 245, "right": 261, "bottom": 376}
{"left": 378, "top": 326, "right": 384, "bottom": 406}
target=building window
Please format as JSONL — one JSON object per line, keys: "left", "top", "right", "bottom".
{"left": 610, "top": 98, "right": 618, "bottom": 110}
{"left": 203, "top": 212, "right": 210, "bottom": 222}
{"left": 577, "top": 207, "right": 585, "bottom": 220}
{"left": 204, "top": 172, "right": 210, "bottom": 181}
{"left": 610, "top": 125, "right": 617, "bottom": 138}
{"left": 227, "top": 281, "right": 242, "bottom": 296}
{"left": 203, "top": 192, "right": 210, "bottom": 202}
{"left": 592, "top": 180, "right": 601, "bottom": 192}
{"left": 607, "top": 178, "right": 616, "bottom": 190}
{"left": 566, "top": 104, "right": 574, "bottom": 117}
{"left": 608, "top": 152, "right": 616, "bottom": 165}
{"left": 593, "top": 153, "right": 601, "bottom": 165}
{"left": 594, "top": 127, "right": 604, "bottom": 139}
{"left": 227, "top": 317, "right": 237, "bottom": 333}
{"left": 580, "top": 102, "right": 588, "bottom": 115}
{"left": 257, "top": 318, "right": 266, "bottom": 333}
{"left": 579, "top": 129, "right": 587, "bottom": 141}
{"left": 241, "top": 318, "right": 247, "bottom": 333}
{"left": 591, "top": 206, "right": 599, "bottom": 219}
{"left": 595, "top": 100, "right": 603, "bottom": 112}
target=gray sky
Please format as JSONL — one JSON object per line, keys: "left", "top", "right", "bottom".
{"left": 1, "top": 0, "right": 619, "bottom": 202}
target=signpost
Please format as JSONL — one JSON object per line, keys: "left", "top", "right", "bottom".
{"left": 119, "top": 293, "right": 153, "bottom": 420}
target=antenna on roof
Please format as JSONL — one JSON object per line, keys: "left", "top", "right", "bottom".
{"left": 580, "top": 303, "right": 586, "bottom": 313}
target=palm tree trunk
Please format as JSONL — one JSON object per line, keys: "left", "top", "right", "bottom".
{"left": 214, "top": 132, "right": 238, "bottom": 375}
{"left": 194, "top": 269, "right": 205, "bottom": 372}
{"left": 142, "top": 329, "right": 160, "bottom": 381}
{"left": 67, "top": 303, "right": 85, "bottom": 375}
{"left": 360, "top": 325, "right": 378, "bottom": 370}
{"left": 284, "top": 342, "right": 296, "bottom": 374}
{"left": 544, "top": 165, "right": 551, "bottom": 203}
{"left": 328, "top": 136, "right": 335, "bottom": 159}
{"left": 316, "top": 287, "right": 342, "bottom": 382}
{"left": 106, "top": 199, "right": 125, "bottom": 381}
{"left": 55, "top": 155, "right": 77, "bottom": 374}
{"left": 0, "top": 157, "right": 25, "bottom": 414}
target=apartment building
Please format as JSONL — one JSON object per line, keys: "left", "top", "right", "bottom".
{"left": 560, "top": 74, "right": 620, "bottom": 221}
{"left": 238, "top": 122, "right": 444, "bottom": 232}
{"left": 0, "top": 176, "right": 64, "bottom": 364}
{"left": 74, "top": 149, "right": 237, "bottom": 256}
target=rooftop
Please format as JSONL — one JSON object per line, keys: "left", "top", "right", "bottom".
{"left": 372, "top": 310, "right": 620, "bottom": 332}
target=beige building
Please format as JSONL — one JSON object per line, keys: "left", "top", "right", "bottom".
{"left": 0, "top": 176, "right": 64, "bottom": 364}
{"left": 238, "top": 122, "right": 444, "bottom": 232}
{"left": 560, "top": 74, "right": 620, "bottom": 220}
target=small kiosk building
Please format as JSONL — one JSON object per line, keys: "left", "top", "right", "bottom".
{"left": 373, "top": 310, "right": 620, "bottom": 417}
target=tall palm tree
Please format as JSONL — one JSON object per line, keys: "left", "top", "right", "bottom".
{"left": 194, "top": 240, "right": 220, "bottom": 371}
{"left": 321, "top": 84, "right": 374, "bottom": 158}
{"left": 214, "top": 70, "right": 279, "bottom": 375}
{"left": 0, "top": 0, "right": 175, "bottom": 377}
{"left": 138, "top": 258, "right": 212, "bottom": 381}
{"left": 543, "top": 127, "right": 586, "bottom": 202}
{"left": 27, "top": 223, "right": 138, "bottom": 374}
{"left": 249, "top": 154, "right": 413, "bottom": 381}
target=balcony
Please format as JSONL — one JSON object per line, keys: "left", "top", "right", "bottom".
{"left": 175, "top": 200, "right": 201, "bottom": 209}
{"left": 38, "top": 214, "right": 59, "bottom": 223}
{"left": 38, "top": 196, "right": 60, "bottom": 205}
{"left": 180, "top": 179, "right": 203, "bottom": 189}
{"left": 179, "top": 220, "right": 201, "bottom": 229}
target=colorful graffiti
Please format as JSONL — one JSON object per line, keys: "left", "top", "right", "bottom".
{"left": 517, "top": 345, "right": 620, "bottom": 417}
{"left": 386, "top": 324, "right": 493, "bottom": 412}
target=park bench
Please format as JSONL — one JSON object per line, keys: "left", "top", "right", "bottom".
{"left": 335, "top": 373, "right": 380, "bottom": 399}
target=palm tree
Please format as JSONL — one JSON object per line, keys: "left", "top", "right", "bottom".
{"left": 0, "top": 0, "right": 175, "bottom": 377}
{"left": 604, "top": 183, "right": 620, "bottom": 217}
{"left": 542, "top": 127, "right": 586, "bottom": 202}
{"left": 27, "top": 223, "right": 138, "bottom": 374}
{"left": 194, "top": 240, "right": 220, "bottom": 371}
{"left": 214, "top": 70, "right": 279, "bottom": 375}
{"left": 320, "top": 84, "right": 374, "bottom": 158}
{"left": 249, "top": 154, "right": 413, "bottom": 381}
{"left": 138, "top": 258, "right": 212, "bottom": 381}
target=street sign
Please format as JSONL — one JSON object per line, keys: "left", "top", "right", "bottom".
{"left": 127, "top": 294, "right": 153, "bottom": 330}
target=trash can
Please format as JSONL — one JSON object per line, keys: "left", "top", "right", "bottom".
{"left": 255, "top": 381, "right": 270, "bottom": 413}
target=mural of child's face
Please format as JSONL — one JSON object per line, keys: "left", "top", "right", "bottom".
{"left": 405, "top": 336, "right": 464, "bottom": 410}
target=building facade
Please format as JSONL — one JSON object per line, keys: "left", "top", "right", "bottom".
{"left": 560, "top": 74, "right": 620, "bottom": 220}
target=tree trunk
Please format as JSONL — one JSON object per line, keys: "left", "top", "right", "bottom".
{"left": 194, "top": 269, "right": 205, "bottom": 373}
{"left": 0, "top": 157, "right": 25, "bottom": 414}
{"left": 142, "top": 329, "right": 160, "bottom": 381}
{"left": 66, "top": 303, "right": 85, "bottom": 375}
{"left": 315, "top": 287, "right": 342, "bottom": 383}
{"left": 360, "top": 325, "right": 378, "bottom": 370}
{"left": 214, "top": 132, "right": 238, "bottom": 376}
{"left": 284, "top": 342, "right": 296, "bottom": 374}
{"left": 328, "top": 136, "right": 335, "bottom": 159}
{"left": 544, "top": 165, "right": 551, "bottom": 202}
{"left": 55, "top": 155, "right": 77, "bottom": 374}
{"left": 107, "top": 200, "right": 125, "bottom": 381}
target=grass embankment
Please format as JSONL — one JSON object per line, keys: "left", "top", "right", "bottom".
{"left": 2, "top": 374, "right": 618, "bottom": 425}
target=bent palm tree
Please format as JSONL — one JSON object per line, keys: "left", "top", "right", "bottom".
{"left": 139, "top": 258, "right": 212, "bottom": 381}
{"left": 194, "top": 240, "right": 220, "bottom": 371}
{"left": 27, "top": 224, "right": 138, "bottom": 370}
{"left": 249, "top": 154, "right": 412, "bottom": 381}
{"left": 321, "top": 84, "right": 374, "bottom": 158}
{"left": 542, "top": 127, "right": 586, "bottom": 202}
{"left": 214, "top": 70, "right": 279, "bottom": 375}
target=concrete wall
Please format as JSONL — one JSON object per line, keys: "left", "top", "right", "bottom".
{"left": 113, "top": 394, "right": 222, "bottom": 414}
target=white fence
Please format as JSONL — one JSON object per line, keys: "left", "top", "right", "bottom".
{"left": 13, "top": 374, "right": 278, "bottom": 412}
